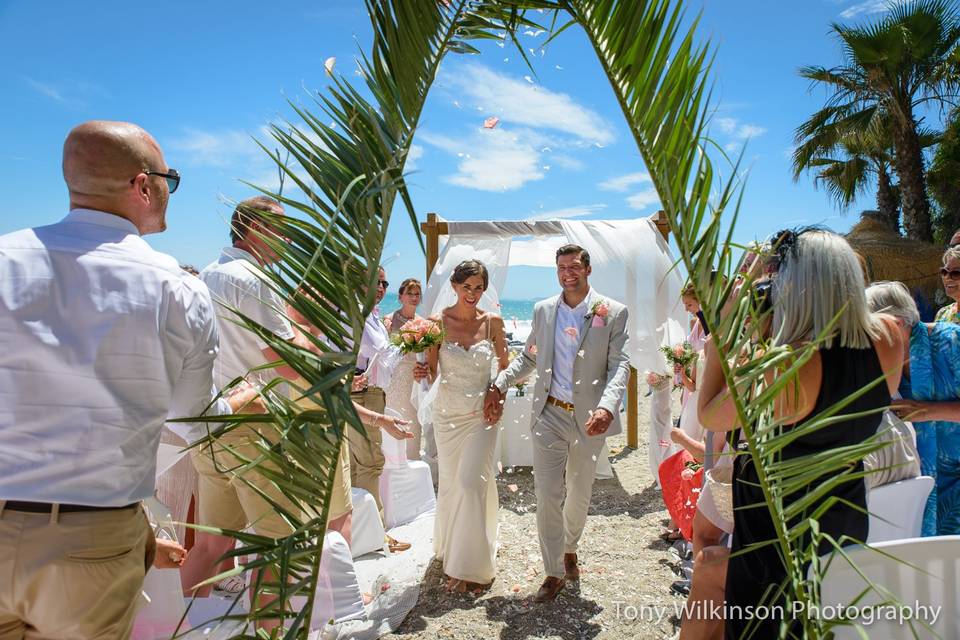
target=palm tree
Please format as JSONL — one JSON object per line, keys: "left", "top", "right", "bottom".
{"left": 799, "top": 0, "right": 960, "bottom": 241}
{"left": 793, "top": 117, "right": 940, "bottom": 233}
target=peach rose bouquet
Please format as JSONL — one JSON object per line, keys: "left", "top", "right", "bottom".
{"left": 391, "top": 317, "right": 444, "bottom": 391}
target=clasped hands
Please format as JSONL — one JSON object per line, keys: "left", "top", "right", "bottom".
{"left": 412, "top": 362, "right": 430, "bottom": 383}
{"left": 482, "top": 385, "right": 613, "bottom": 435}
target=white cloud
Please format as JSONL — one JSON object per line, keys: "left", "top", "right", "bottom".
{"left": 717, "top": 117, "right": 738, "bottom": 135}
{"left": 715, "top": 117, "right": 766, "bottom": 140}
{"left": 25, "top": 78, "right": 65, "bottom": 102}
{"left": 23, "top": 77, "right": 107, "bottom": 107}
{"left": 626, "top": 188, "right": 661, "bottom": 210}
{"left": 598, "top": 171, "right": 652, "bottom": 192}
{"left": 405, "top": 144, "right": 424, "bottom": 171}
{"left": 445, "top": 64, "right": 615, "bottom": 146}
{"left": 167, "top": 128, "right": 264, "bottom": 168}
{"left": 419, "top": 129, "right": 544, "bottom": 191}
{"left": 550, "top": 154, "right": 585, "bottom": 170}
{"left": 839, "top": 0, "right": 900, "bottom": 19}
{"left": 527, "top": 203, "right": 607, "bottom": 221}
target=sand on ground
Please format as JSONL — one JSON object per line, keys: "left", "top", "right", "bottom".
{"left": 394, "top": 392, "right": 685, "bottom": 640}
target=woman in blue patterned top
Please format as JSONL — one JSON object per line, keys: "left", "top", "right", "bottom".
{"left": 867, "top": 280, "right": 960, "bottom": 536}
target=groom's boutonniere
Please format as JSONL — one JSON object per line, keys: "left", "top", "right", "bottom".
{"left": 590, "top": 299, "right": 610, "bottom": 328}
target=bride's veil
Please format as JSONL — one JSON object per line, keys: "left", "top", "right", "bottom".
{"left": 414, "top": 237, "right": 510, "bottom": 428}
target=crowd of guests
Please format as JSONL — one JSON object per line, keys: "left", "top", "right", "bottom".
{"left": 3, "top": 118, "right": 959, "bottom": 639}
{"left": 662, "top": 228, "right": 960, "bottom": 639}
{"left": 0, "top": 120, "right": 438, "bottom": 636}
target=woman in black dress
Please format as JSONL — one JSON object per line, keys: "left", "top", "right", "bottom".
{"left": 697, "top": 229, "right": 904, "bottom": 639}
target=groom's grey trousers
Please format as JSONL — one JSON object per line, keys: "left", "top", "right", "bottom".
{"left": 532, "top": 403, "right": 606, "bottom": 578}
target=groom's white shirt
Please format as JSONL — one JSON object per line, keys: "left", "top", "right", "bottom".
{"left": 495, "top": 288, "right": 630, "bottom": 438}
{"left": 549, "top": 288, "right": 594, "bottom": 404}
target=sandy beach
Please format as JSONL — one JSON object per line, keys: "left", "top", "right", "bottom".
{"left": 394, "top": 391, "right": 684, "bottom": 640}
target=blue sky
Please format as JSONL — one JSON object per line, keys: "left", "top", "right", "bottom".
{"left": 0, "top": 0, "right": 933, "bottom": 299}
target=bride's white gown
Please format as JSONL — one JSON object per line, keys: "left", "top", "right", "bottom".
{"left": 432, "top": 339, "right": 499, "bottom": 584}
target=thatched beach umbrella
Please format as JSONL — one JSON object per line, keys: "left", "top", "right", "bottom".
{"left": 845, "top": 212, "right": 946, "bottom": 311}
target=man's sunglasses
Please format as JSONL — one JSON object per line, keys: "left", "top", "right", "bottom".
{"left": 131, "top": 168, "right": 180, "bottom": 194}
{"left": 378, "top": 279, "right": 389, "bottom": 288}
{"left": 940, "top": 268, "right": 960, "bottom": 280}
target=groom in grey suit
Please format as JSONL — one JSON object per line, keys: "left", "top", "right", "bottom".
{"left": 484, "top": 244, "right": 630, "bottom": 602}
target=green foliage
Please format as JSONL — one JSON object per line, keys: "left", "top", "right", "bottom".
{"left": 929, "top": 107, "right": 960, "bottom": 242}
{"left": 797, "top": 0, "right": 960, "bottom": 241}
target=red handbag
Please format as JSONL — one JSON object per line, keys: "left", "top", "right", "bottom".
{"left": 658, "top": 449, "right": 704, "bottom": 541}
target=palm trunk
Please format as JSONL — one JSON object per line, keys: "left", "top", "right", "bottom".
{"left": 891, "top": 112, "right": 932, "bottom": 241}
{"left": 875, "top": 168, "right": 900, "bottom": 234}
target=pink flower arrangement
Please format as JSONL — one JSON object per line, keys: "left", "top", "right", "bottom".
{"left": 590, "top": 299, "right": 610, "bottom": 328}
{"left": 644, "top": 370, "right": 672, "bottom": 391}
{"left": 391, "top": 317, "right": 444, "bottom": 354}
{"left": 660, "top": 341, "right": 696, "bottom": 369}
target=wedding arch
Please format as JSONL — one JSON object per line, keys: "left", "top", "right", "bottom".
{"left": 419, "top": 210, "right": 686, "bottom": 448}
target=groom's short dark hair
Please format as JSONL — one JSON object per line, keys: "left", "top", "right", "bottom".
{"left": 556, "top": 244, "right": 590, "bottom": 268}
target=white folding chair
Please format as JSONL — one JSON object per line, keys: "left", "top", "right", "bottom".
{"left": 814, "top": 535, "right": 960, "bottom": 639}
{"left": 867, "top": 476, "right": 934, "bottom": 543}
{"left": 350, "top": 488, "right": 387, "bottom": 558}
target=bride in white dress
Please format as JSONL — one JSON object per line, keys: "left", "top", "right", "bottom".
{"left": 413, "top": 260, "right": 509, "bottom": 593}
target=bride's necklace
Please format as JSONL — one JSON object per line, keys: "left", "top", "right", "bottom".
{"left": 394, "top": 309, "right": 415, "bottom": 324}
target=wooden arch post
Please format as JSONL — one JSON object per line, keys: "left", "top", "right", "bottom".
{"left": 420, "top": 211, "right": 672, "bottom": 450}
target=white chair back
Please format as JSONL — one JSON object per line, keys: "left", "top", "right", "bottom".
{"left": 814, "top": 535, "right": 960, "bottom": 639}
{"left": 867, "top": 476, "right": 934, "bottom": 543}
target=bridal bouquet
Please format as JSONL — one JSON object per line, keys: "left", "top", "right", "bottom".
{"left": 392, "top": 317, "right": 444, "bottom": 391}
{"left": 660, "top": 341, "right": 697, "bottom": 370}
{"left": 644, "top": 370, "right": 672, "bottom": 391}
{"left": 660, "top": 341, "right": 697, "bottom": 389}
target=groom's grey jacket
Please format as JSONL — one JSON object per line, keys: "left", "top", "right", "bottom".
{"left": 494, "top": 291, "right": 631, "bottom": 438}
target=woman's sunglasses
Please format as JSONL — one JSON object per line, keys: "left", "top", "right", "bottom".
{"left": 940, "top": 268, "right": 960, "bottom": 280}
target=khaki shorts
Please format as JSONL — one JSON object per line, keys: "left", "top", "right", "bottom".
{"left": 0, "top": 503, "right": 151, "bottom": 639}
{"left": 191, "top": 427, "right": 301, "bottom": 540}
{"left": 328, "top": 438, "right": 353, "bottom": 522}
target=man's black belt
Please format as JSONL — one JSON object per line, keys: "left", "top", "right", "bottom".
{"left": 2, "top": 501, "right": 139, "bottom": 514}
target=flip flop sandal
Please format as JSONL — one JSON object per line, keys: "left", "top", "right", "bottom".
{"left": 215, "top": 575, "right": 246, "bottom": 593}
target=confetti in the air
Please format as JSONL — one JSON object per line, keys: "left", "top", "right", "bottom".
{"left": 483, "top": 116, "right": 500, "bottom": 129}
{"left": 508, "top": 484, "right": 519, "bottom": 492}
{"left": 564, "top": 327, "right": 578, "bottom": 339}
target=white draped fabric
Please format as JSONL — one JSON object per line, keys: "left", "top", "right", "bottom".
{"left": 431, "top": 216, "right": 687, "bottom": 373}
{"left": 422, "top": 235, "right": 509, "bottom": 319}
{"left": 418, "top": 214, "right": 686, "bottom": 469}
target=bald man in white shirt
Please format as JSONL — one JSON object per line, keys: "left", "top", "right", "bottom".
{"left": 0, "top": 121, "right": 254, "bottom": 638}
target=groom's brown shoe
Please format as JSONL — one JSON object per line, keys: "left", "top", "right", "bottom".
{"left": 564, "top": 553, "right": 580, "bottom": 581}
{"left": 534, "top": 576, "right": 566, "bottom": 602}
{"left": 386, "top": 535, "right": 411, "bottom": 553}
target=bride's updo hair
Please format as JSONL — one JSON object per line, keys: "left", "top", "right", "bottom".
{"left": 450, "top": 259, "right": 489, "bottom": 290}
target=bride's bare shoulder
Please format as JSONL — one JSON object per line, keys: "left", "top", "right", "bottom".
{"left": 485, "top": 313, "right": 505, "bottom": 328}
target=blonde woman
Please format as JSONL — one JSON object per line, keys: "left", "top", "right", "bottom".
{"left": 698, "top": 229, "right": 903, "bottom": 638}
